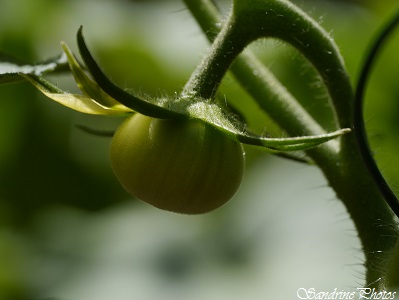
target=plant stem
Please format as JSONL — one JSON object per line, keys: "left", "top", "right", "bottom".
{"left": 181, "top": 14, "right": 244, "bottom": 100}
{"left": 182, "top": 0, "right": 398, "bottom": 288}
{"left": 182, "top": 0, "right": 339, "bottom": 158}
{"left": 326, "top": 134, "right": 397, "bottom": 289}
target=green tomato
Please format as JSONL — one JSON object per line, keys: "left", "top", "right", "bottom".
{"left": 110, "top": 113, "right": 245, "bottom": 214}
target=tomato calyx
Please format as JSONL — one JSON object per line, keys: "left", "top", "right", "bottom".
{"left": 19, "top": 27, "right": 350, "bottom": 156}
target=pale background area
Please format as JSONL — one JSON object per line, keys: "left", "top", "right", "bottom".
{"left": 31, "top": 156, "right": 362, "bottom": 300}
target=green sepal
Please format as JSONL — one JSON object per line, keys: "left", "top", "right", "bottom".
{"left": 75, "top": 125, "right": 115, "bottom": 137}
{"left": 186, "top": 100, "right": 350, "bottom": 152}
{"left": 77, "top": 26, "right": 183, "bottom": 119}
{"left": 21, "top": 74, "right": 133, "bottom": 115}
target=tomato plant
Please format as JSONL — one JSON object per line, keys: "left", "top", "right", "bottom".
{"left": 2, "top": 0, "right": 399, "bottom": 297}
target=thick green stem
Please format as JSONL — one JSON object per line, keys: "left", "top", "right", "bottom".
{"left": 181, "top": 15, "right": 245, "bottom": 100}
{"left": 323, "top": 134, "right": 397, "bottom": 289}
{"left": 182, "top": 0, "right": 398, "bottom": 288}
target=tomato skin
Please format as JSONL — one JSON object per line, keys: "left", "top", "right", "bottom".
{"left": 110, "top": 113, "right": 245, "bottom": 214}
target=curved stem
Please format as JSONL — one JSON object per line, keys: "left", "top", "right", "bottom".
{"left": 183, "top": 0, "right": 354, "bottom": 129}
{"left": 181, "top": 0, "right": 340, "bottom": 159}
{"left": 354, "top": 9, "right": 399, "bottom": 219}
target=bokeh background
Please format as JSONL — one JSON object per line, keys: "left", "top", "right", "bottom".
{"left": 1, "top": 0, "right": 399, "bottom": 299}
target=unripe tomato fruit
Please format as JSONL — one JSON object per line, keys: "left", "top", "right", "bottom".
{"left": 110, "top": 113, "right": 245, "bottom": 214}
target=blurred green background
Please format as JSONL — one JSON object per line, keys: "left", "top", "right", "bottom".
{"left": 1, "top": 0, "right": 399, "bottom": 299}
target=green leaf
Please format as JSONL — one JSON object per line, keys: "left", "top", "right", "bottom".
{"left": 186, "top": 101, "right": 350, "bottom": 152}
{"left": 0, "top": 53, "right": 69, "bottom": 84}
{"left": 22, "top": 74, "right": 133, "bottom": 115}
